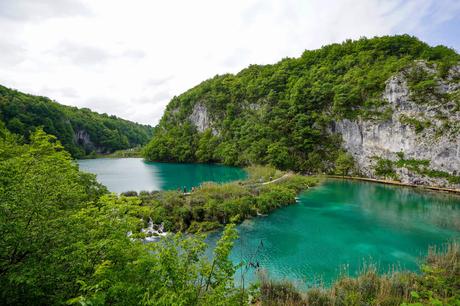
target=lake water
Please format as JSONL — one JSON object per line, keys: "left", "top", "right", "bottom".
{"left": 207, "top": 179, "right": 460, "bottom": 287}
{"left": 76, "top": 159, "right": 460, "bottom": 287}
{"left": 77, "top": 158, "right": 247, "bottom": 192}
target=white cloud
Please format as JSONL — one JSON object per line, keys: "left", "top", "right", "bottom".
{"left": 0, "top": 0, "right": 91, "bottom": 21}
{"left": 0, "top": 0, "right": 459, "bottom": 125}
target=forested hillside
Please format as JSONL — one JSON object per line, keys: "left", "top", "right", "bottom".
{"left": 144, "top": 35, "right": 459, "bottom": 178}
{"left": 0, "top": 85, "right": 153, "bottom": 157}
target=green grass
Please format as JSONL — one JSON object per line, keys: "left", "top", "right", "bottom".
{"left": 246, "top": 165, "right": 284, "bottom": 183}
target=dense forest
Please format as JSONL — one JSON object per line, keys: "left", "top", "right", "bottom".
{"left": 0, "top": 85, "right": 153, "bottom": 158}
{"left": 144, "top": 35, "right": 459, "bottom": 173}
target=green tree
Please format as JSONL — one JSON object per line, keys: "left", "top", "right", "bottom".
{"left": 374, "top": 158, "right": 397, "bottom": 179}
{"left": 0, "top": 127, "right": 247, "bottom": 305}
{"left": 196, "top": 129, "right": 219, "bottom": 162}
{"left": 0, "top": 84, "right": 153, "bottom": 158}
{"left": 335, "top": 151, "right": 355, "bottom": 176}
{"left": 266, "top": 142, "right": 292, "bottom": 170}
{"left": 0, "top": 128, "right": 107, "bottom": 304}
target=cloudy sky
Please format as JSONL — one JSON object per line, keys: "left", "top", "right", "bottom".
{"left": 1, "top": 0, "right": 459, "bottom": 125}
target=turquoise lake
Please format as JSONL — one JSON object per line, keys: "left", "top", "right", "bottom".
{"left": 207, "top": 179, "right": 460, "bottom": 287}
{"left": 77, "top": 158, "right": 247, "bottom": 193}
{"left": 77, "top": 158, "right": 460, "bottom": 287}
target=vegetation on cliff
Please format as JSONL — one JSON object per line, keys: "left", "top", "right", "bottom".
{"left": 0, "top": 85, "right": 153, "bottom": 158}
{"left": 144, "top": 35, "right": 459, "bottom": 174}
{"left": 373, "top": 153, "right": 460, "bottom": 184}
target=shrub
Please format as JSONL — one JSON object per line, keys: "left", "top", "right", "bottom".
{"left": 374, "top": 158, "right": 398, "bottom": 180}
{"left": 121, "top": 190, "right": 138, "bottom": 197}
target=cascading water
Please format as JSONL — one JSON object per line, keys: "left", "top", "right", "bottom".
{"left": 141, "top": 218, "right": 168, "bottom": 242}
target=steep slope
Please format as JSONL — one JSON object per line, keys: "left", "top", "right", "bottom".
{"left": 144, "top": 35, "right": 460, "bottom": 187}
{"left": 333, "top": 61, "right": 460, "bottom": 187}
{"left": 0, "top": 85, "right": 153, "bottom": 157}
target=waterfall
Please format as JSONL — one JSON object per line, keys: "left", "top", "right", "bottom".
{"left": 141, "top": 218, "right": 168, "bottom": 242}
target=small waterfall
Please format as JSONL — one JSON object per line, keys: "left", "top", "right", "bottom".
{"left": 141, "top": 218, "right": 168, "bottom": 242}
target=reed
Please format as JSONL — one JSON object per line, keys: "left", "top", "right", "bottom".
{"left": 256, "top": 241, "right": 459, "bottom": 305}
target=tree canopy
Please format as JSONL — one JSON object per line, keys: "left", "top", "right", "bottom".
{"left": 0, "top": 85, "right": 153, "bottom": 157}
{"left": 144, "top": 35, "right": 459, "bottom": 173}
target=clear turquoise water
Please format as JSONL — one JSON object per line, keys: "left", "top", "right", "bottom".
{"left": 207, "top": 179, "right": 460, "bottom": 287}
{"left": 77, "top": 158, "right": 247, "bottom": 193}
{"left": 75, "top": 159, "right": 460, "bottom": 286}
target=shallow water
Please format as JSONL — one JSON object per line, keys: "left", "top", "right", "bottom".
{"left": 77, "top": 158, "right": 247, "bottom": 193}
{"left": 207, "top": 179, "right": 460, "bottom": 287}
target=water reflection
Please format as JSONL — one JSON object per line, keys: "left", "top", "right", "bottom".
{"left": 77, "top": 158, "right": 247, "bottom": 193}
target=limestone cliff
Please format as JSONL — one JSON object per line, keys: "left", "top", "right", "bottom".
{"left": 332, "top": 62, "right": 460, "bottom": 188}
{"left": 189, "top": 103, "right": 211, "bottom": 133}
{"left": 144, "top": 36, "right": 460, "bottom": 187}
{"left": 189, "top": 103, "right": 219, "bottom": 135}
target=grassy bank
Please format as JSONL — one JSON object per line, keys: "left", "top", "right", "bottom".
{"left": 120, "top": 165, "right": 320, "bottom": 233}
{"left": 256, "top": 242, "right": 460, "bottom": 305}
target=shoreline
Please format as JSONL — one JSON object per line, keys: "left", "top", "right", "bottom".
{"left": 327, "top": 175, "right": 460, "bottom": 195}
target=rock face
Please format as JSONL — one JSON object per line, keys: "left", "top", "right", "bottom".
{"left": 74, "top": 129, "right": 96, "bottom": 152}
{"left": 189, "top": 103, "right": 219, "bottom": 135}
{"left": 189, "top": 103, "right": 211, "bottom": 133}
{"left": 332, "top": 63, "right": 460, "bottom": 188}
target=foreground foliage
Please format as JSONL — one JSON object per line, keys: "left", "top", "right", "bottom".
{"left": 0, "top": 126, "right": 244, "bottom": 305}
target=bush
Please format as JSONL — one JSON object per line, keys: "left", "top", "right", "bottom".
{"left": 256, "top": 186, "right": 296, "bottom": 214}
{"left": 374, "top": 158, "right": 398, "bottom": 180}
{"left": 133, "top": 169, "right": 318, "bottom": 232}
{"left": 121, "top": 190, "right": 138, "bottom": 197}
{"left": 188, "top": 221, "right": 222, "bottom": 233}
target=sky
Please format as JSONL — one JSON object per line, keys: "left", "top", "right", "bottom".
{"left": 1, "top": 0, "right": 459, "bottom": 125}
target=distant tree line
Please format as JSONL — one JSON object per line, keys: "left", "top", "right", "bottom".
{"left": 0, "top": 85, "right": 153, "bottom": 158}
